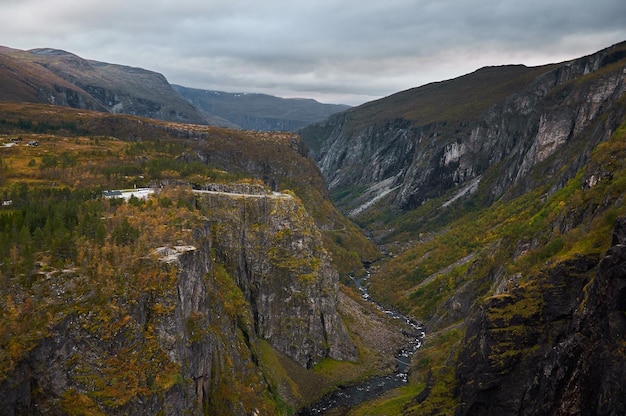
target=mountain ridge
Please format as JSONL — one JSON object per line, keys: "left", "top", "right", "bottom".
{"left": 173, "top": 84, "right": 350, "bottom": 131}
{"left": 0, "top": 46, "right": 207, "bottom": 123}
{"left": 300, "top": 40, "right": 626, "bottom": 216}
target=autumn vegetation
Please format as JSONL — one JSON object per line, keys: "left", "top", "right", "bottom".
{"left": 0, "top": 102, "right": 381, "bottom": 414}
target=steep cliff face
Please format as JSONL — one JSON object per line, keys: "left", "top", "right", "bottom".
{"left": 356, "top": 115, "right": 626, "bottom": 415}
{"left": 0, "top": 223, "right": 277, "bottom": 415}
{"left": 167, "top": 124, "right": 381, "bottom": 275}
{"left": 301, "top": 41, "right": 626, "bottom": 215}
{"left": 299, "top": 42, "right": 626, "bottom": 415}
{"left": 197, "top": 185, "right": 357, "bottom": 367}
{"left": 0, "top": 104, "right": 373, "bottom": 415}
{"left": 455, "top": 219, "right": 626, "bottom": 416}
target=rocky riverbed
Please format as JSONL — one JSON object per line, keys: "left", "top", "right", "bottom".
{"left": 298, "top": 270, "right": 424, "bottom": 415}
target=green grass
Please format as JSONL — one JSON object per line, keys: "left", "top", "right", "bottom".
{"left": 348, "top": 383, "right": 426, "bottom": 416}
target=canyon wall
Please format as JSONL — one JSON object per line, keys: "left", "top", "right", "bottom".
{"left": 301, "top": 42, "right": 626, "bottom": 216}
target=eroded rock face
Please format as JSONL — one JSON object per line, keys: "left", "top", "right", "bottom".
{"left": 0, "top": 225, "right": 274, "bottom": 415}
{"left": 198, "top": 188, "right": 357, "bottom": 367}
{"left": 302, "top": 43, "right": 626, "bottom": 214}
{"left": 454, "top": 218, "right": 626, "bottom": 415}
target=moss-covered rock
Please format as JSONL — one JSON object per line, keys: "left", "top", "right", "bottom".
{"left": 197, "top": 186, "right": 358, "bottom": 368}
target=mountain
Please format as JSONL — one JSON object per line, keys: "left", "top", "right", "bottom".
{"left": 299, "top": 41, "right": 626, "bottom": 414}
{"left": 173, "top": 85, "right": 350, "bottom": 131}
{"left": 0, "top": 47, "right": 207, "bottom": 124}
{"left": 0, "top": 46, "right": 350, "bottom": 132}
{"left": 301, "top": 42, "right": 626, "bottom": 219}
{"left": 0, "top": 46, "right": 105, "bottom": 110}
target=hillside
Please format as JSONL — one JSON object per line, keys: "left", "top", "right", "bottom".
{"left": 299, "top": 41, "right": 626, "bottom": 414}
{"left": 301, "top": 41, "right": 626, "bottom": 219}
{"left": 0, "top": 103, "right": 388, "bottom": 415}
{"left": 0, "top": 46, "right": 350, "bottom": 133}
{"left": 0, "top": 46, "right": 105, "bottom": 110}
{"left": 173, "top": 85, "right": 350, "bottom": 132}
{"left": 0, "top": 47, "right": 207, "bottom": 124}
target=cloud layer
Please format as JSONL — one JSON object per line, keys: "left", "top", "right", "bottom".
{"left": 2, "top": 0, "right": 625, "bottom": 105}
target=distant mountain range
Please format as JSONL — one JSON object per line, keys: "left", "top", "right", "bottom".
{"left": 0, "top": 46, "right": 348, "bottom": 131}
{"left": 173, "top": 85, "right": 350, "bottom": 131}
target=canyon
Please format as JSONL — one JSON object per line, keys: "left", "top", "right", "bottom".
{"left": 1, "top": 40, "right": 626, "bottom": 415}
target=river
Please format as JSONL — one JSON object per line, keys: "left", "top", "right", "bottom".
{"left": 297, "top": 270, "right": 425, "bottom": 415}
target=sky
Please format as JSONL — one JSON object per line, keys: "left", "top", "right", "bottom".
{"left": 1, "top": 0, "right": 626, "bottom": 106}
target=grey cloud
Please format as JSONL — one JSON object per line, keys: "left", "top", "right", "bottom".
{"left": 0, "top": 0, "right": 625, "bottom": 105}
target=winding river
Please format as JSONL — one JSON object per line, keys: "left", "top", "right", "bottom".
{"left": 297, "top": 270, "right": 425, "bottom": 415}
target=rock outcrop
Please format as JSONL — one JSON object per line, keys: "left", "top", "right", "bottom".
{"left": 197, "top": 186, "right": 357, "bottom": 367}
{"left": 0, "top": 224, "right": 276, "bottom": 415}
{"left": 0, "top": 186, "right": 357, "bottom": 414}
{"left": 455, "top": 218, "right": 626, "bottom": 415}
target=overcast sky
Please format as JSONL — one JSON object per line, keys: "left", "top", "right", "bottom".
{"left": 1, "top": 0, "right": 625, "bottom": 105}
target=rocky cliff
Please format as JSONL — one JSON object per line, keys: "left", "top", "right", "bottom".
{"left": 300, "top": 41, "right": 626, "bottom": 216}
{"left": 196, "top": 185, "right": 357, "bottom": 367}
{"left": 0, "top": 207, "right": 273, "bottom": 415}
{"left": 364, "top": 114, "right": 626, "bottom": 415}
{"left": 455, "top": 218, "right": 626, "bottom": 415}
{"left": 296, "top": 41, "right": 626, "bottom": 415}
{"left": 0, "top": 106, "right": 369, "bottom": 415}
{"left": 0, "top": 185, "right": 357, "bottom": 415}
